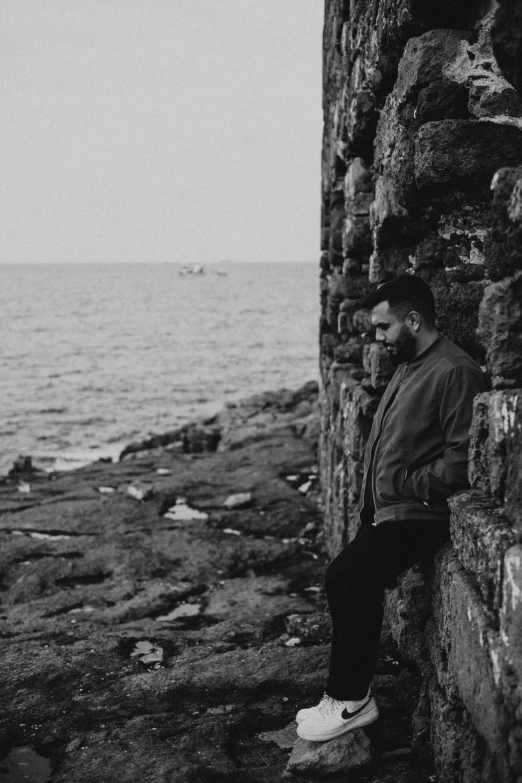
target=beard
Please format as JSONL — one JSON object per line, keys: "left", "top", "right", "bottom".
{"left": 385, "top": 325, "right": 417, "bottom": 366}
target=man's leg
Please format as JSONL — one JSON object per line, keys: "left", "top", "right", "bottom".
{"left": 296, "top": 518, "right": 449, "bottom": 740}
{"left": 325, "top": 518, "right": 449, "bottom": 701}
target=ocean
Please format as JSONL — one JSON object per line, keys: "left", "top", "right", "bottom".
{"left": 1, "top": 262, "right": 319, "bottom": 474}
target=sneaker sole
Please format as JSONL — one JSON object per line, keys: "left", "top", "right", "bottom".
{"left": 296, "top": 705, "right": 379, "bottom": 742}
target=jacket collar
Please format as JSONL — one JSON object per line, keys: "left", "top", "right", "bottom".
{"left": 406, "top": 333, "right": 444, "bottom": 367}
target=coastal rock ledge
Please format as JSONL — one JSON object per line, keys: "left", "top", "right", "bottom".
{"left": 1, "top": 382, "right": 435, "bottom": 782}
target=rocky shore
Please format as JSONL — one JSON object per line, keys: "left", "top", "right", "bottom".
{"left": 0, "top": 382, "right": 434, "bottom": 782}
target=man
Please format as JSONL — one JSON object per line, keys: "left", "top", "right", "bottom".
{"left": 296, "top": 274, "right": 489, "bottom": 742}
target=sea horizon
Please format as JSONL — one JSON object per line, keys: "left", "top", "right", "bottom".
{"left": 2, "top": 261, "right": 319, "bottom": 474}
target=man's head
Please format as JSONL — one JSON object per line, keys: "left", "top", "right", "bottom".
{"left": 363, "top": 275, "right": 437, "bottom": 365}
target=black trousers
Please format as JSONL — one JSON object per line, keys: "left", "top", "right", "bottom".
{"left": 324, "top": 516, "right": 450, "bottom": 701}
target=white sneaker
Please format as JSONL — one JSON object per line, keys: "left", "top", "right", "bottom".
{"left": 296, "top": 693, "right": 329, "bottom": 723}
{"left": 295, "top": 687, "right": 370, "bottom": 724}
{"left": 296, "top": 692, "right": 379, "bottom": 742}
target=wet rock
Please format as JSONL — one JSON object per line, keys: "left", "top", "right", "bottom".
{"left": 285, "top": 730, "right": 371, "bottom": 776}
{"left": 415, "top": 120, "right": 522, "bottom": 189}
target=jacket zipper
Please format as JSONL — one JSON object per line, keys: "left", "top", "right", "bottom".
{"left": 368, "top": 363, "right": 408, "bottom": 520}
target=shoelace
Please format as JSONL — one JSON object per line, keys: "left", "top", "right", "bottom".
{"left": 317, "top": 691, "right": 371, "bottom": 719}
{"left": 318, "top": 696, "right": 345, "bottom": 719}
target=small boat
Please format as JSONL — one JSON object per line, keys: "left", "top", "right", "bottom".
{"left": 179, "top": 264, "right": 205, "bottom": 276}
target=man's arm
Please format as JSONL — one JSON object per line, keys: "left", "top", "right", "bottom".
{"left": 403, "top": 366, "right": 489, "bottom": 505}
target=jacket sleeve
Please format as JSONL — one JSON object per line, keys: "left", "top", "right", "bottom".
{"left": 403, "top": 366, "right": 489, "bottom": 504}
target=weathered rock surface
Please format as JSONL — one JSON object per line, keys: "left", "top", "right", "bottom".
{"left": 0, "top": 383, "right": 434, "bottom": 782}
{"left": 492, "top": 0, "right": 522, "bottom": 94}
{"left": 415, "top": 121, "right": 522, "bottom": 189}
{"left": 286, "top": 731, "right": 371, "bottom": 776}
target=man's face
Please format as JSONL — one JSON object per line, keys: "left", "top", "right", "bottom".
{"left": 371, "top": 300, "right": 417, "bottom": 366}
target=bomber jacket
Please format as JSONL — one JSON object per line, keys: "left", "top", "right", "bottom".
{"left": 359, "top": 334, "right": 490, "bottom": 526}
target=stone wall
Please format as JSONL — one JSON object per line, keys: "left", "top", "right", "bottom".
{"left": 319, "top": 0, "right": 522, "bottom": 780}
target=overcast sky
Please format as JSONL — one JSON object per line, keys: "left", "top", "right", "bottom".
{"left": 1, "top": 1, "right": 323, "bottom": 264}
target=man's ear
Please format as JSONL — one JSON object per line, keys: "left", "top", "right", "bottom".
{"left": 407, "top": 310, "right": 421, "bottom": 331}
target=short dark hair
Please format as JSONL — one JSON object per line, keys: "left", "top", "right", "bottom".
{"left": 363, "top": 274, "right": 436, "bottom": 322}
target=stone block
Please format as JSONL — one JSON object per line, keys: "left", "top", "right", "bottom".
{"left": 285, "top": 730, "right": 371, "bottom": 777}
{"left": 333, "top": 337, "right": 363, "bottom": 364}
{"left": 427, "top": 675, "right": 506, "bottom": 783}
{"left": 395, "top": 30, "right": 466, "bottom": 102}
{"left": 326, "top": 271, "right": 351, "bottom": 329}
{"left": 352, "top": 308, "right": 372, "bottom": 335}
{"left": 416, "top": 79, "right": 469, "bottom": 125}
{"left": 469, "top": 391, "right": 522, "bottom": 518}
{"left": 415, "top": 120, "right": 522, "bottom": 189}
{"left": 373, "top": 122, "right": 418, "bottom": 225}
{"left": 449, "top": 490, "right": 516, "bottom": 612}
{"left": 351, "top": 385, "right": 380, "bottom": 419}
{"left": 329, "top": 189, "right": 345, "bottom": 255}
{"left": 445, "top": 263, "right": 486, "bottom": 284}
{"left": 362, "top": 342, "right": 395, "bottom": 390}
{"left": 484, "top": 232, "right": 513, "bottom": 283}
{"left": 320, "top": 251, "right": 331, "bottom": 273}
{"left": 368, "top": 252, "right": 388, "bottom": 284}
{"left": 491, "top": 166, "right": 522, "bottom": 269}
{"left": 341, "top": 399, "right": 369, "bottom": 464}
{"left": 342, "top": 256, "right": 362, "bottom": 275}
{"left": 412, "top": 236, "right": 459, "bottom": 270}
{"left": 346, "top": 90, "right": 377, "bottom": 156}
{"left": 432, "top": 551, "right": 515, "bottom": 778}
{"left": 501, "top": 544, "right": 522, "bottom": 638}
{"left": 500, "top": 545, "right": 522, "bottom": 691}
{"left": 321, "top": 226, "right": 330, "bottom": 252}
{"left": 385, "top": 566, "right": 430, "bottom": 667}
{"left": 477, "top": 274, "right": 522, "bottom": 383}
{"left": 432, "top": 276, "right": 486, "bottom": 359}
{"left": 343, "top": 213, "right": 372, "bottom": 256}
{"left": 344, "top": 157, "right": 374, "bottom": 199}
{"left": 338, "top": 297, "right": 363, "bottom": 335}
{"left": 492, "top": 0, "right": 522, "bottom": 94}
{"left": 321, "top": 334, "right": 337, "bottom": 361}
{"left": 370, "top": 170, "right": 421, "bottom": 255}
{"left": 468, "top": 85, "right": 522, "bottom": 120}
{"left": 326, "top": 362, "right": 358, "bottom": 419}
